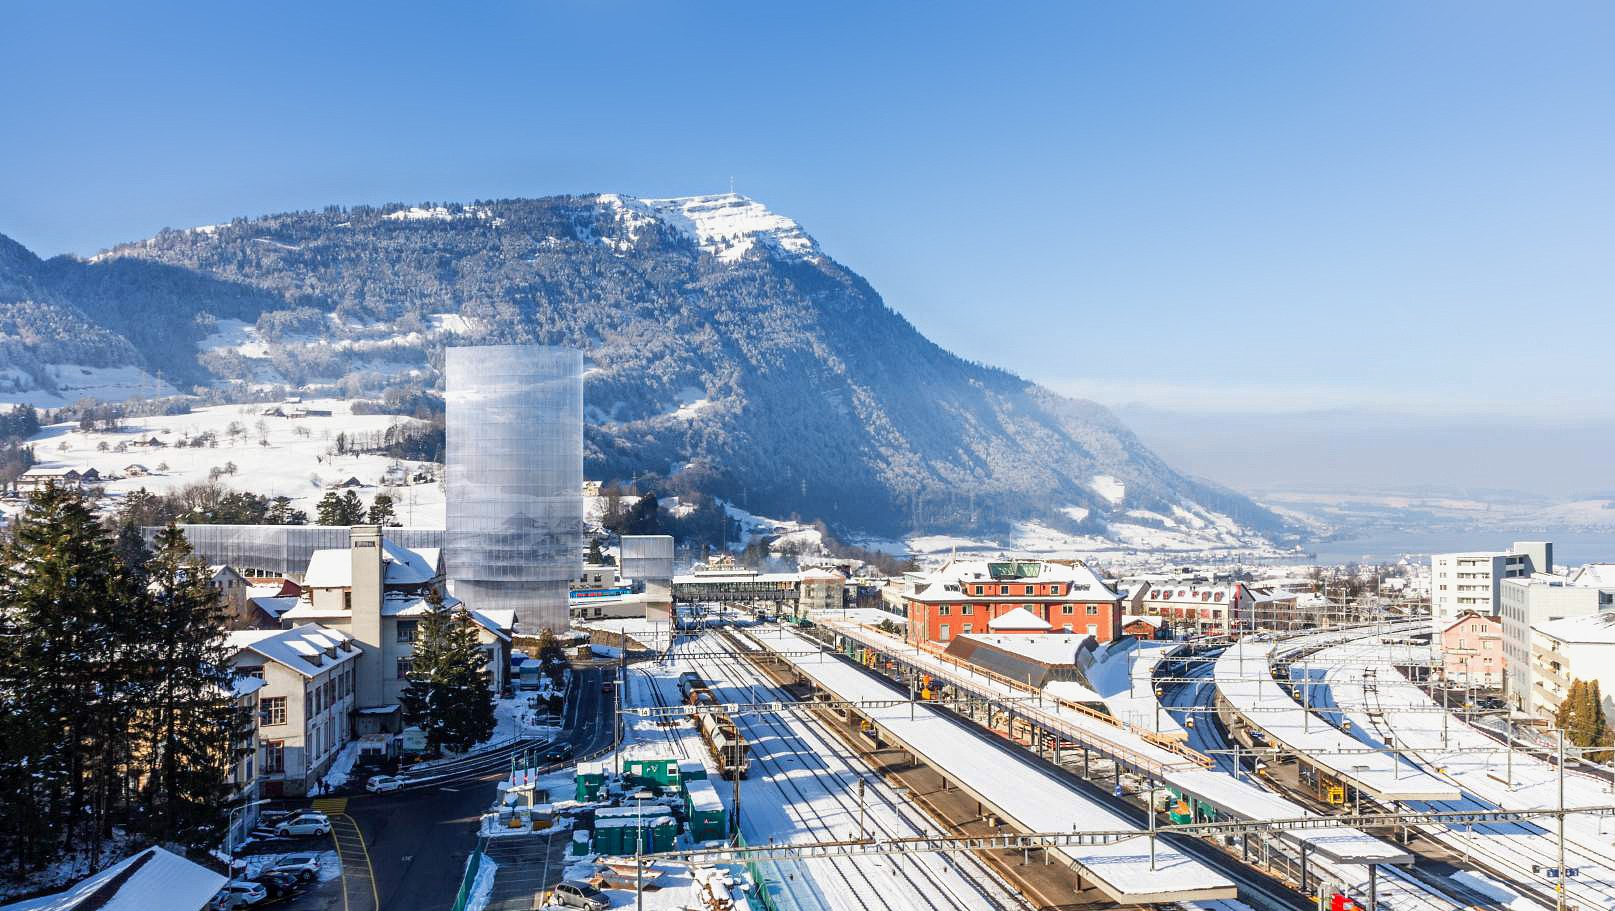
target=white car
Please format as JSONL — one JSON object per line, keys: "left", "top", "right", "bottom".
{"left": 274, "top": 812, "right": 331, "bottom": 838}
{"left": 212, "top": 881, "right": 269, "bottom": 909}
{"left": 366, "top": 774, "right": 405, "bottom": 793}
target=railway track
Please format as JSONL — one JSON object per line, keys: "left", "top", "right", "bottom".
{"left": 677, "top": 632, "right": 1029, "bottom": 911}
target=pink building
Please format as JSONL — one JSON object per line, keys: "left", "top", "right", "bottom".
{"left": 1440, "top": 611, "right": 1503, "bottom": 688}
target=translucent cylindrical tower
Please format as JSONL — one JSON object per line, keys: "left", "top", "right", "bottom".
{"left": 445, "top": 345, "right": 583, "bottom": 633}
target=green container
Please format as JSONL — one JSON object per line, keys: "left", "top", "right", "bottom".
{"left": 575, "top": 770, "right": 606, "bottom": 802}
{"left": 677, "top": 759, "right": 708, "bottom": 782}
{"left": 682, "top": 777, "right": 727, "bottom": 841}
{"left": 621, "top": 757, "right": 681, "bottom": 789}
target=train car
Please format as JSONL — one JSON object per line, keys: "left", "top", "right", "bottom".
{"left": 678, "top": 672, "right": 712, "bottom": 706}
{"left": 698, "top": 712, "right": 750, "bottom": 779}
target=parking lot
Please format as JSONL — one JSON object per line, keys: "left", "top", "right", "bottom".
{"left": 222, "top": 809, "right": 347, "bottom": 910}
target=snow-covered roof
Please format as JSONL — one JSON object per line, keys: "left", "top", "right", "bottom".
{"left": 379, "top": 592, "right": 463, "bottom": 617}
{"left": 228, "top": 624, "right": 359, "bottom": 677}
{"left": 960, "top": 632, "right": 1087, "bottom": 664}
{"left": 0, "top": 846, "right": 225, "bottom": 911}
{"left": 1138, "top": 583, "right": 1242, "bottom": 605}
{"left": 231, "top": 676, "right": 267, "bottom": 699}
{"left": 1534, "top": 611, "right": 1615, "bottom": 645}
{"left": 302, "top": 540, "right": 441, "bottom": 589}
{"left": 1569, "top": 563, "right": 1615, "bottom": 590}
{"left": 248, "top": 595, "right": 300, "bottom": 618}
{"left": 1122, "top": 614, "right": 1161, "bottom": 628}
{"left": 910, "top": 559, "right": 1118, "bottom": 603}
{"left": 986, "top": 606, "right": 1053, "bottom": 631}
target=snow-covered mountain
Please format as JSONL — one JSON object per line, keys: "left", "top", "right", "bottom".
{"left": 0, "top": 193, "right": 1287, "bottom": 541}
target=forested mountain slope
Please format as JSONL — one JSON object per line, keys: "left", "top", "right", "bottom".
{"left": 0, "top": 194, "right": 1282, "bottom": 539}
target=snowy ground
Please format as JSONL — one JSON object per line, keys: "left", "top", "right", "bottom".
{"left": 8, "top": 398, "right": 444, "bottom": 526}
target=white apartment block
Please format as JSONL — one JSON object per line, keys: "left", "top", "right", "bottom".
{"left": 1430, "top": 541, "right": 1550, "bottom": 635}
{"left": 1529, "top": 611, "right": 1615, "bottom": 722}
{"left": 228, "top": 624, "right": 360, "bottom": 797}
{"left": 1499, "top": 565, "right": 1615, "bottom": 713}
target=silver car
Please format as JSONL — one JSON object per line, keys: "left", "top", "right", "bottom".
{"left": 552, "top": 880, "right": 609, "bottom": 910}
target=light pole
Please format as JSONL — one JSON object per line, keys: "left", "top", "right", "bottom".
{"left": 634, "top": 788, "right": 652, "bottom": 911}
{"left": 1557, "top": 730, "right": 1566, "bottom": 911}
{"left": 226, "top": 798, "right": 272, "bottom": 869}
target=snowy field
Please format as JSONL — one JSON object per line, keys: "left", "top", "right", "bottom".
{"left": 8, "top": 398, "right": 445, "bottom": 525}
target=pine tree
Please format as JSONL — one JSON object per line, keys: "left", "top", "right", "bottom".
{"left": 316, "top": 491, "right": 346, "bottom": 525}
{"left": 1556, "top": 679, "right": 1608, "bottom": 752}
{"left": 0, "top": 484, "right": 143, "bottom": 872}
{"left": 400, "top": 590, "right": 496, "bottom": 754}
{"left": 133, "top": 524, "right": 247, "bottom": 848}
{"left": 340, "top": 490, "right": 366, "bottom": 524}
{"left": 367, "top": 493, "right": 397, "bottom": 526}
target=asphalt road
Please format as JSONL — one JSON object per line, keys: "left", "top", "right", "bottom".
{"left": 339, "top": 662, "right": 614, "bottom": 911}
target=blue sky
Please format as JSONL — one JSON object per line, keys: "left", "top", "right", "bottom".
{"left": 2, "top": 1, "right": 1611, "bottom": 423}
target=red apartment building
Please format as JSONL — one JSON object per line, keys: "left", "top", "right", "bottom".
{"left": 904, "top": 559, "right": 1123, "bottom": 647}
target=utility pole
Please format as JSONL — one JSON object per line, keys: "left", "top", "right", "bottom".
{"left": 857, "top": 778, "right": 866, "bottom": 840}
{"left": 1557, "top": 729, "right": 1566, "bottom": 911}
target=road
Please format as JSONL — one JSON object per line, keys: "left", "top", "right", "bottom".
{"left": 336, "top": 662, "right": 613, "bottom": 911}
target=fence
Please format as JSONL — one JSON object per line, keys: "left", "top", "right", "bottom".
{"left": 449, "top": 836, "right": 489, "bottom": 911}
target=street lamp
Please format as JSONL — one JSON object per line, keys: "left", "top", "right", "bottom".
{"left": 633, "top": 788, "right": 653, "bottom": 911}
{"left": 226, "top": 798, "right": 273, "bottom": 869}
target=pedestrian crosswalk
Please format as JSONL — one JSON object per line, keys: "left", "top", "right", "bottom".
{"left": 312, "top": 797, "right": 348, "bottom": 814}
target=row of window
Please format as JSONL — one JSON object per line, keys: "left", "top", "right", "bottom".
{"left": 969, "top": 583, "right": 1066, "bottom": 596}
{"left": 935, "top": 622, "right": 1099, "bottom": 640}
{"left": 932, "top": 603, "right": 1101, "bottom": 617}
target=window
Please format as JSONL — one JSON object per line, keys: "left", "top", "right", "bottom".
{"left": 1086, "top": 605, "right": 1099, "bottom": 615}
{"left": 397, "top": 658, "right": 414, "bottom": 678}
{"left": 939, "top": 624, "right": 951, "bottom": 641}
{"left": 974, "top": 585, "right": 984, "bottom": 595}
{"left": 1024, "top": 585, "right": 1035, "bottom": 595}
{"left": 343, "top": 591, "right": 352, "bottom": 611}
{"left": 962, "top": 623, "right": 973, "bottom": 634}
{"left": 397, "top": 620, "right": 417, "bottom": 643}
{"left": 263, "top": 740, "right": 284, "bottom": 773}
{"left": 239, "top": 665, "right": 265, "bottom": 679}
{"left": 1086, "top": 624, "right": 1098, "bottom": 637}
{"left": 999, "top": 585, "right": 1009, "bottom": 596}
{"left": 1062, "top": 605, "right": 1073, "bottom": 615}
{"left": 961, "top": 604, "right": 973, "bottom": 615}
{"left": 261, "top": 696, "right": 286, "bottom": 726}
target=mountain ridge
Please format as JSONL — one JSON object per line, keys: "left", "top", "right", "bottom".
{"left": 0, "top": 193, "right": 1286, "bottom": 541}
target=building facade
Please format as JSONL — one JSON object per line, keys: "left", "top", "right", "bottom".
{"left": 1130, "top": 582, "right": 1254, "bottom": 637}
{"left": 1430, "top": 541, "right": 1550, "bottom": 635}
{"left": 280, "top": 526, "right": 513, "bottom": 715}
{"left": 445, "top": 345, "right": 583, "bottom": 633}
{"left": 903, "top": 560, "right": 1122, "bottom": 646}
{"left": 228, "top": 624, "right": 360, "bottom": 797}
{"left": 1528, "top": 612, "right": 1615, "bottom": 723}
{"left": 1438, "top": 611, "right": 1503, "bottom": 688}
{"left": 1498, "top": 569, "right": 1614, "bottom": 711}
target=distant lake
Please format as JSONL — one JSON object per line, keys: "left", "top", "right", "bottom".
{"left": 1309, "top": 528, "right": 1615, "bottom": 567}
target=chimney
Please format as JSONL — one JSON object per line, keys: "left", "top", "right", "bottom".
{"left": 349, "top": 525, "right": 385, "bottom": 709}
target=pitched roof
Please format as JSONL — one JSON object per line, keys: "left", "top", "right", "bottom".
{"left": 228, "top": 623, "right": 359, "bottom": 677}
{"left": 987, "top": 606, "right": 1053, "bottom": 631}
{"left": 302, "top": 540, "right": 441, "bottom": 588}
{"left": 0, "top": 846, "right": 225, "bottom": 911}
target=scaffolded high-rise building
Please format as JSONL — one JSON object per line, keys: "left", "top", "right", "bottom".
{"left": 445, "top": 345, "right": 583, "bottom": 633}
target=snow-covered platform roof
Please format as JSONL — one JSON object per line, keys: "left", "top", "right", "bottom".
{"left": 1214, "top": 627, "right": 1460, "bottom": 802}
{"left": 748, "top": 626, "right": 1237, "bottom": 904}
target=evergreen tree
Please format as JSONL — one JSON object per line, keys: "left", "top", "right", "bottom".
{"left": 133, "top": 525, "right": 246, "bottom": 848}
{"left": 0, "top": 484, "right": 143, "bottom": 872}
{"left": 400, "top": 590, "right": 496, "bottom": 754}
{"left": 1556, "top": 679, "right": 1608, "bottom": 757}
{"left": 316, "top": 491, "right": 346, "bottom": 525}
{"left": 266, "top": 495, "right": 309, "bottom": 526}
{"left": 367, "top": 493, "right": 397, "bottom": 526}
{"left": 586, "top": 536, "right": 607, "bottom": 565}
{"left": 340, "top": 490, "right": 366, "bottom": 524}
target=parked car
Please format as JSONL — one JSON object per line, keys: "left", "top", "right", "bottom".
{"left": 211, "top": 881, "right": 269, "bottom": 909}
{"left": 274, "top": 813, "right": 331, "bottom": 838}
{"left": 268, "top": 852, "right": 323, "bottom": 882}
{"left": 248, "top": 871, "right": 304, "bottom": 900}
{"left": 366, "top": 774, "right": 405, "bottom": 793}
{"left": 543, "top": 746, "right": 572, "bottom": 763}
{"left": 552, "top": 880, "right": 610, "bottom": 910}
